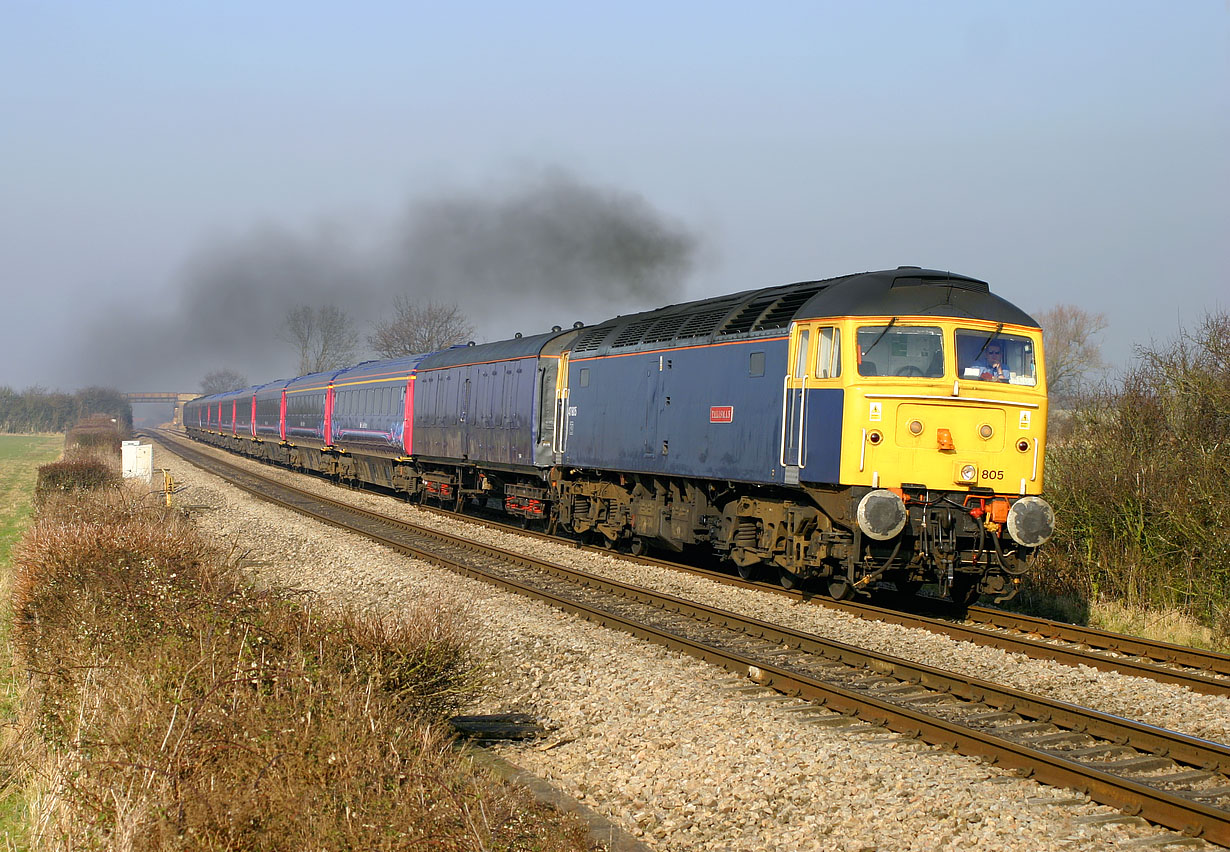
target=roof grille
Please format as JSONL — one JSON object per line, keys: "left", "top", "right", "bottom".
{"left": 675, "top": 307, "right": 732, "bottom": 339}
{"left": 893, "top": 274, "right": 989, "bottom": 294}
{"left": 610, "top": 319, "right": 657, "bottom": 348}
{"left": 569, "top": 326, "right": 612, "bottom": 354}
{"left": 641, "top": 314, "right": 691, "bottom": 343}
{"left": 719, "top": 296, "right": 779, "bottom": 335}
{"left": 756, "top": 286, "right": 824, "bottom": 329}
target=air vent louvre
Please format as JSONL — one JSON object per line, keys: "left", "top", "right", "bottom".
{"left": 719, "top": 296, "right": 778, "bottom": 335}
{"left": 610, "top": 319, "right": 657, "bottom": 348}
{"left": 755, "top": 286, "right": 823, "bottom": 329}
{"left": 570, "top": 326, "right": 612, "bottom": 353}
{"left": 676, "top": 307, "right": 731, "bottom": 339}
{"left": 641, "top": 314, "right": 690, "bottom": 343}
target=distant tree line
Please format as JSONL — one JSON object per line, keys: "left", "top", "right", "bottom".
{"left": 0, "top": 386, "right": 133, "bottom": 434}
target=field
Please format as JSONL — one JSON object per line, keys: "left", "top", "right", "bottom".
{"left": 0, "top": 435, "right": 63, "bottom": 842}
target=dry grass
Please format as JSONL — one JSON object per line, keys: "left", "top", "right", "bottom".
{"left": 1088, "top": 599, "right": 1227, "bottom": 653}
{"left": 3, "top": 484, "right": 590, "bottom": 851}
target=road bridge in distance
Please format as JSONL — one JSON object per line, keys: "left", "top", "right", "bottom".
{"left": 124, "top": 392, "right": 200, "bottom": 426}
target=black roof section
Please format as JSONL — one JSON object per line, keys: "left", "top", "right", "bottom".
{"left": 564, "top": 268, "right": 1037, "bottom": 358}
{"left": 797, "top": 268, "right": 1038, "bottom": 327}
{"left": 416, "top": 330, "right": 565, "bottom": 371}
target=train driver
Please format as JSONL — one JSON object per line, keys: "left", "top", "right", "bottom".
{"left": 967, "top": 342, "right": 1010, "bottom": 382}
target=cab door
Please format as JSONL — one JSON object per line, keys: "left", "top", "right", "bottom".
{"left": 780, "top": 323, "right": 811, "bottom": 484}
{"left": 552, "top": 351, "right": 571, "bottom": 455}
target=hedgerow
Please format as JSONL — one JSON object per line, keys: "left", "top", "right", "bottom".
{"left": 1035, "top": 311, "right": 1230, "bottom": 637}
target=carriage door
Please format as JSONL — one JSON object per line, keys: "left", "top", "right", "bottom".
{"left": 780, "top": 323, "right": 811, "bottom": 485}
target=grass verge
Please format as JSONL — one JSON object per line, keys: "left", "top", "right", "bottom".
{"left": 0, "top": 435, "right": 63, "bottom": 843}
{"left": 3, "top": 447, "right": 590, "bottom": 850}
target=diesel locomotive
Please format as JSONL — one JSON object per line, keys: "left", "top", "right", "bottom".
{"left": 183, "top": 267, "right": 1054, "bottom": 604}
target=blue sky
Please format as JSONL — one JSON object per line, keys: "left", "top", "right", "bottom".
{"left": 2, "top": 1, "right": 1226, "bottom": 390}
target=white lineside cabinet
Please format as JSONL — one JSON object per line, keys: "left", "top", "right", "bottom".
{"left": 121, "top": 440, "right": 153, "bottom": 483}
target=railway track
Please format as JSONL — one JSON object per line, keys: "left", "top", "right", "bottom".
{"left": 153, "top": 432, "right": 1230, "bottom": 845}
{"left": 151, "top": 431, "right": 1230, "bottom": 698}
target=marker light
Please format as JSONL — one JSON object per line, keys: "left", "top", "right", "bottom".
{"left": 867, "top": 430, "right": 883, "bottom": 445}
{"left": 937, "top": 428, "right": 955, "bottom": 451}
{"left": 1016, "top": 438, "right": 1031, "bottom": 453}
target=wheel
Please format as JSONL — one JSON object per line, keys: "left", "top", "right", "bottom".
{"left": 601, "top": 535, "right": 617, "bottom": 550}
{"left": 891, "top": 578, "right": 924, "bottom": 599}
{"left": 779, "top": 566, "right": 801, "bottom": 590}
{"left": 735, "top": 561, "right": 759, "bottom": 582}
{"left": 628, "top": 537, "right": 648, "bottom": 557}
{"left": 949, "top": 576, "right": 981, "bottom": 607}
{"left": 895, "top": 365, "right": 925, "bottom": 377}
{"left": 828, "top": 578, "right": 855, "bottom": 600}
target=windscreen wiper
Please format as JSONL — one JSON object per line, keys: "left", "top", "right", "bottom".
{"left": 863, "top": 316, "right": 899, "bottom": 355}
{"left": 973, "top": 322, "right": 1005, "bottom": 359}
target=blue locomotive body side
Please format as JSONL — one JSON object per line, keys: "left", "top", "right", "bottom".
{"left": 562, "top": 337, "right": 844, "bottom": 487}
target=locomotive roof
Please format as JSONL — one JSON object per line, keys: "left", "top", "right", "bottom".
{"left": 564, "top": 267, "right": 1038, "bottom": 357}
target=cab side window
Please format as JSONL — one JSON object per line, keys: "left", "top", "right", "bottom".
{"left": 794, "top": 328, "right": 810, "bottom": 378}
{"left": 815, "top": 327, "right": 841, "bottom": 379}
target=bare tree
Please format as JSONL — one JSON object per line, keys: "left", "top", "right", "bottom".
{"left": 1035, "top": 304, "right": 1108, "bottom": 404}
{"left": 200, "top": 369, "right": 249, "bottom": 395}
{"left": 368, "top": 297, "right": 475, "bottom": 358}
{"left": 281, "top": 304, "right": 359, "bottom": 374}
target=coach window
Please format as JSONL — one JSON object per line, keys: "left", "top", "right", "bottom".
{"left": 815, "top": 327, "right": 841, "bottom": 379}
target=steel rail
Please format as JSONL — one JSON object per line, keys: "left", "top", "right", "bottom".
{"left": 154, "top": 432, "right": 1230, "bottom": 845}
{"left": 963, "top": 606, "right": 1230, "bottom": 679}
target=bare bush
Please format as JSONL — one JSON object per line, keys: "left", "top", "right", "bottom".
{"left": 34, "top": 456, "right": 118, "bottom": 504}
{"left": 1038, "top": 311, "right": 1230, "bottom": 636}
{"left": 200, "top": 368, "right": 249, "bottom": 394}
{"left": 1034, "top": 304, "right": 1107, "bottom": 406}
{"left": 368, "top": 297, "right": 475, "bottom": 358}
{"left": 282, "top": 304, "right": 359, "bottom": 374}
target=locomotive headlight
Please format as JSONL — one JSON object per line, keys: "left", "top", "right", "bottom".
{"left": 908, "top": 419, "right": 924, "bottom": 436}
{"left": 959, "top": 464, "right": 977, "bottom": 482}
{"left": 857, "top": 489, "right": 907, "bottom": 540}
{"left": 1007, "top": 497, "right": 1055, "bottom": 547}
{"left": 978, "top": 423, "right": 994, "bottom": 440}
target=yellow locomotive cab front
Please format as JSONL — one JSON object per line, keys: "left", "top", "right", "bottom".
{"left": 837, "top": 317, "right": 1048, "bottom": 497}
{"left": 787, "top": 313, "right": 1054, "bottom": 603}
